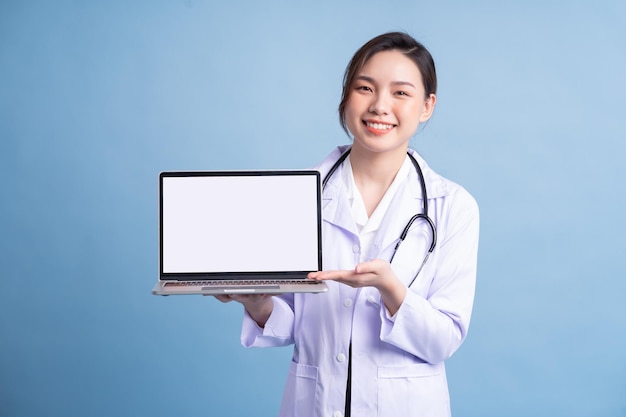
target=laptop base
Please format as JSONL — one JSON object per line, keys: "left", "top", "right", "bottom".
{"left": 152, "top": 280, "right": 328, "bottom": 296}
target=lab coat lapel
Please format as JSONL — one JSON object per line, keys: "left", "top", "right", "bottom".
{"left": 370, "top": 172, "right": 423, "bottom": 259}
{"left": 321, "top": 163, "right": 359, "bottom": 236}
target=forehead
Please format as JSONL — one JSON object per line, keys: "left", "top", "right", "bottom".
{"left": 358, "top": 50, "right": 423, "bottom": 84}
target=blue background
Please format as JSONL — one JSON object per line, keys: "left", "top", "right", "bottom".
{"left": 2, "top": 1, "right": 625, "bottom": 416}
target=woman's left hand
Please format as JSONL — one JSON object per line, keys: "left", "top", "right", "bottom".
{"left": 308, "top": 259, "right": 407, "bottom": 314}
{"left": 308, "top": 259, "right": 395, "bottom": 289}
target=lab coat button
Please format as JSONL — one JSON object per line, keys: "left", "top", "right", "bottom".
{"left": 343, "top": 299, "right": 353, "bottom": 307}
{"left": 352, "top": 244, "right": 360, "bottom": 253}
{"left": 336, "top": 353, "right": 346, "bottom": 362}
{"left": 333, "top": 411, "right": 343, "bottom": 417}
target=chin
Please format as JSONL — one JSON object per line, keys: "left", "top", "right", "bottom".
{"left": 353, "top": 136, "right": 409, "bottom": 155}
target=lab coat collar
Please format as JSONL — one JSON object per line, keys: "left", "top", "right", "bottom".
{"left": 317, "top": 145, "right": 449, "bottom": 200}
{"left": 319, "top": 147, "right": 359, "bottom": 236}
{"left": 316, "top": 145, "right": 449, "bottom": 254}
{"left": 316, "top": 145, "right": 449, "bottom": 199}
{"left": 405, "top": 148, "right": 448, "bottom": 200}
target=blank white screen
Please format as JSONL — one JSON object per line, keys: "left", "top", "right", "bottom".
{"left": 161, "top": 173, "right": 320, "bottom": 274}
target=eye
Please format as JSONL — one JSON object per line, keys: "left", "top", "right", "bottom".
{"left": 354, "top": 85, "right": 373, "bottom": 93}
{"left": 395, "top": 90, "right": 410, "bottom": 97}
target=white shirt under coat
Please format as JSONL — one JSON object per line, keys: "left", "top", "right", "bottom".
{"left": 240, "top": 145, "right": 480, "bottom": 417}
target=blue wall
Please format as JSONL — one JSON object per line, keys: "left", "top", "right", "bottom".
{"left": 1, "top": 1, "right": 625, "bottom": 416}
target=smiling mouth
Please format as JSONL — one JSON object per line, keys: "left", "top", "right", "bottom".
{"left": 364, "top": 121, "right": 396, "bottom": 131}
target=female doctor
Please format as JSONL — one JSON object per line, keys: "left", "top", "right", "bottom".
{"left": 215, "top": 32, "right": 480, "bottom": 417}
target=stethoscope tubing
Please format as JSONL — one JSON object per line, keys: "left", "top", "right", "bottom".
{"left": 322, "top": 147, "right": 437, "bottom": 287}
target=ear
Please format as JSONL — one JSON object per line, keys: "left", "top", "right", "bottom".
{"left": 419, "top": 94, "right": 437, "bottom": 122}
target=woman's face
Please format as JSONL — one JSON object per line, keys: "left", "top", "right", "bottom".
{"left": 344, "top": 50, "right": 435, "bottom": 156}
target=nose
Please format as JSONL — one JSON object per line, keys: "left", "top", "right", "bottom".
{"left": 368, "top": 93, "right": 390, "bottom": 115}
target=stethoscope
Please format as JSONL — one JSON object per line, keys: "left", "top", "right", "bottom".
{"left": 322, "top": 147, "right": 437, "bottom": 286}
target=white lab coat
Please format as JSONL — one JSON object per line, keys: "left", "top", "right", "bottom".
{"left": 241, "top": 146, "right": 480, "bottom": 417}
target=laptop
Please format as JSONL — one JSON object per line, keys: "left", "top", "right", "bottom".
{"left": 152, "top": 170, "right": 328, "bottom": 295}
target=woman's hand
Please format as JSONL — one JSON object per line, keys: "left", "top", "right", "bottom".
{"left": 308, "top": 259, "right": 407, "bottom": 315}
{"left": 213, "top": 294, "right": 274, "bottom": 328}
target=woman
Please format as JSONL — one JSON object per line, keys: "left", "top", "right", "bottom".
{"left": 216, "top": 32, "right": 480, "bottom": 417}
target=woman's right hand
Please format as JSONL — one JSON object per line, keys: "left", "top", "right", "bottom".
{"left": 213, "top": 294, "right": 274, "bottom": 328}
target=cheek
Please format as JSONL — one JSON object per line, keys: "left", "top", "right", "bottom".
{"left": 344, "top": 113, "right": 360, "bottom": 137}
{"left": 344, "top": 96, "right": 357, "bottom": 115}
{"left": 344, "top": 98, "right": 361, "bottom": 124}
{"left": 402, "top": 104, "right": 425, "bottom": 125}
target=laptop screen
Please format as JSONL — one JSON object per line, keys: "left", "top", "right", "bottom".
{"left": 160, "top": 171, "right": 322, "bottom": 278}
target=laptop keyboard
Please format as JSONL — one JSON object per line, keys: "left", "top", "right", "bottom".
{"left": 164, "top": 279, "right": 319, "bottom": 287}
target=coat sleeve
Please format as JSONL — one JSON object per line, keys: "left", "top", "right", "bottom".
{"left": 379, "top": 187, "right": 480, "bottom": 364}
{"left": 240, "top": 293, "right": 296, "bottom": 348}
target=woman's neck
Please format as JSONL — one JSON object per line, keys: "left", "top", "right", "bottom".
{"left": 349, "top": 145, "right": 408, "bottom": 216}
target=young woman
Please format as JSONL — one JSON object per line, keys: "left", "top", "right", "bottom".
{"left": 216, "top": 32, "right": 480, "bottom": 417}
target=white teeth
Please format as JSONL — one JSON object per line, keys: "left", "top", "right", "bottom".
{"left": 366, "top": 122, "right": 394, "bottom": 130}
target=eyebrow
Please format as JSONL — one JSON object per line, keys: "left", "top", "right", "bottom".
{"left": 355, "top": 75, "right": 417, "bottom": 89}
